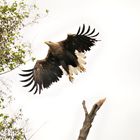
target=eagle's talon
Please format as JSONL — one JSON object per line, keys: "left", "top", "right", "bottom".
{"left": 69, "top": 75, "right": 74, "bottom": 82}
{"left": 79, "top": 65, "right": 86, "bottom": 72}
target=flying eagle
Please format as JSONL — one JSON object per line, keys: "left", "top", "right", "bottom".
{"left": 20, "top": 24, "right": 99, "bottom": 94}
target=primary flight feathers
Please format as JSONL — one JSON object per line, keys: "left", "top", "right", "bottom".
{"left": 19, "top": 24, "right": 99, "bottom": 94}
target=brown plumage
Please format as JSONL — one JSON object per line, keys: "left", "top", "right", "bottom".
{"left": 19, "top": 24, "right": 99, "bottom": 94}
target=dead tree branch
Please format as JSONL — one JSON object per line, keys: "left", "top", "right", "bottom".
{"left": 77, "top": 98, "right": 106, "bottom": 140}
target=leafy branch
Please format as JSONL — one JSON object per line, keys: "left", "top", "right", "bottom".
{"left": 0, "top": 0, "right": 42, "bottom": 74}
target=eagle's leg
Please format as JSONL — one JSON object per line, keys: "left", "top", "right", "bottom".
{"left": 75, "top": 51, "right": 86, "bottom": 73}
{"left": 77, "top": 63, "right": 86, "bottom": 72}
{"left": 61, "top": 61, "right": 74, "bottom": 82}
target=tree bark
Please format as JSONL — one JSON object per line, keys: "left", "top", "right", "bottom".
{"left": 77, "top": 98, "right": 106, "bottom": 140}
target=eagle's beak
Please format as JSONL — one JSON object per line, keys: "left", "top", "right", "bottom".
{"left": 44, "top": 41, "right": 49, "bottom": 45}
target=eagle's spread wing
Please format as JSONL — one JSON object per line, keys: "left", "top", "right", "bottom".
{"left": 63, "top": 24, "right": 99, "bottom": 53}
{"left": 19, "top": 53, "right": 63, "bottom": 94}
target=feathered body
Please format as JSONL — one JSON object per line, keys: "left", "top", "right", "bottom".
{"left": 20, "top": 24, "right": 99, "bottom": 94}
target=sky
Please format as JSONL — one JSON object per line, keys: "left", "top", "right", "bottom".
{"left": 2, "top": 0, "right": 140, "bottom": 140}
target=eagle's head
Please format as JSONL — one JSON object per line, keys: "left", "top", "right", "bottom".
{"left": 44, "top": 41, "right": 54, "bottom": 47}
{"left": 44, "top": 41, "right": 60, "bottom": 48}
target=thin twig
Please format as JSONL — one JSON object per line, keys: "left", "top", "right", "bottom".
{"left": 82, "top": 100, "right": 88, "bottom": 116}
{"left": 28, "top": 122, "right": 47, "bottom": 140}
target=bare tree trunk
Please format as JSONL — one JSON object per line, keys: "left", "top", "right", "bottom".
{"left": 77, "top": 98, "right": 106, "bottom": 140}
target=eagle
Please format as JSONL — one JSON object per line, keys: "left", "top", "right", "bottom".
{"left": 20, "top": 24, "right": 99, "bottom": 94}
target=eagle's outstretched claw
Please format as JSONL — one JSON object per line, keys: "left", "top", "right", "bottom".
{"left": 69, "top": 75, "right": 74, "bottom": 82}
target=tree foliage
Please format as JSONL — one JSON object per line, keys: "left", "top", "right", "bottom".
{"left": 0, "top": 81, "right": 27, "bottom": 140}
{"left": 0, "top": 0, "right": 40, "bottom": 139}
{"left": 0, "top": 0, "right": 39, "bottom": 73}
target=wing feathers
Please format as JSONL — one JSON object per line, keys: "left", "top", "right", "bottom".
{"left": 76, "top": 25, "right": 97, "bottom": 36}
{"left": 83, "top": 26, "right": 90, "bottom": 35}
{"left": 79, "top": 24, "right": 85, "bottom": 35}
{"left": 19, "top": 71, "right": 33, "bottom": 77}
{"left": 34, "top": 85, "right": 38, "bottom": 94}
{"left": 20, "top": 75, "right": 33, "bottom": 82}
{"left": 87, "top": 28, "right": 95, "bottom": 36}
{"left": 22, "top": 69, "right": 34, "bottom": 72}
{"left": 23, "top": 79, "right": 34, "bottom": 87}
{"left": 64, "top": 25, "right": 99, "bottom": 53}
{"left": 76, "top": 26, "right": 81, "bottom": 35}
{"left": 91, "top": 32, "right": 99, "bottom": 37}
{"left": 29, "top": 82, "right": 36, "bottom": 92}
{"left": 20, "top": 58, "right": 63, "bottom": 94}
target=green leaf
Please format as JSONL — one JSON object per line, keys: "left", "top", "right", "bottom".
{"left": 0, "top": 113, "right": 4, "bottom": 117}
